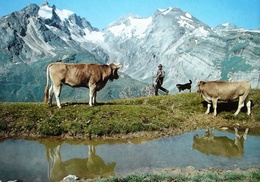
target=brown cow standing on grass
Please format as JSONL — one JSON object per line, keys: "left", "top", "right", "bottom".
{"left": 44, "top": 62, "right": 122, "bottom": 108}
{"left": 197, "top": 81, "right": 251, "bottom": 116}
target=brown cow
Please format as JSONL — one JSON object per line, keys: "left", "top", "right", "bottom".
{"left": 197, "top": 81, "right": 251, "bottom": 116}
{"left": 192, "top": 128, "right": 249, "bottom": 158}
{"left": 44, "top": 62, "right": 122, "bottom": 108}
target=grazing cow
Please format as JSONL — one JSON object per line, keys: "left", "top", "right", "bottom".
{"left": 197, "top": 81, "right": 251, "bottom": 116}
{"left": 192, "top": 128, "right": 249, "bottom": 158}
{"left": 44, "top": 62, "right": 122, "bottom": 108}
{"left": 176, "top": 80, "right": 192, "bottom": 92}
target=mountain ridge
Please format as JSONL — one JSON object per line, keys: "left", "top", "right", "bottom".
{"left": 0, "top": 2, "right": 259, "bottom": 102}
{"left": 103, "top": 6, "right": 259, "bottom": 91}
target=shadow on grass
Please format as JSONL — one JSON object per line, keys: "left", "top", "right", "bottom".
{"left": 201, "top": 100, "right": 254, "bottom": 115}
{"left": 49, "top": 101, "right": 118, "bottom": 108}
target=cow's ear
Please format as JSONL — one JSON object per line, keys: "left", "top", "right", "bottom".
{"left": 116, "top": 64, "right": 122, "bottom": 69}
{"left": 198, "top": 81, "right": 204, "bottom": 86}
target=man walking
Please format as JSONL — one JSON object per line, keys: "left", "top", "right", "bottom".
{"left": 153, "top": 64, "right": 169, "bottom": 95}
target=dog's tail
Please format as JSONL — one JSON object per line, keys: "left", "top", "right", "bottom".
{"left": 189, "top": 80, "right": 192, "bottom": 84}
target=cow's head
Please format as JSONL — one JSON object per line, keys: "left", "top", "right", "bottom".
{"left": 197, "top": 81, "right": 205, "bottom": 94}
{"left": 108, "top": 63, "right": 122, "bottom": 81}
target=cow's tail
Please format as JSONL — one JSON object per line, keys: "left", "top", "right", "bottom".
{"left": 44, "top": 64, "right": 50, "bottom": 103}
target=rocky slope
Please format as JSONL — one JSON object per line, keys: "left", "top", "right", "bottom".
{"left": 0, "top": 3, "right": 259, "bottom": 101}
{"left": 103, "top": 7, "right": 260, "bottom": 91}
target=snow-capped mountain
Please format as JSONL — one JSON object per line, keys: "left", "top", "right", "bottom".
{"left": 213, "top": 22, "right": 238, "bottom": 31}
{"left": 0, "top": 2, "right": 107, "bottom": 64}
{"left": 0, "top": 3, "right": 259, "bottom": 102}
{"left": 0, "top": 2, "right": 146, "bottom": 102}
{"left": 104, "top": 8, "right": 214, "bottom": 76}
{"left": 104, "top": 7, "right": 259, "bottom": 91}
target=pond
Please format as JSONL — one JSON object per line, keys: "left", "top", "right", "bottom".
{"left": 0, "top": 128, "right": 259, "bottom": 182}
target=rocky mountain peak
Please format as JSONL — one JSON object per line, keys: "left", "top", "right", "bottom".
{"left": 156, "top": 7, "right": 182, "bottom": 15}
{"left": 21, "top": 4, "right": 39, "bottom": 17}
{"left": 213, "top": 22, "right": 239, "bottom": 31}
{"left": 41, "top": 1, "right": 51, "bottom": 7}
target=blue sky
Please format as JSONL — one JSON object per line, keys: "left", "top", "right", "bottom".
{"left": 0, "top": 0, "right": 259, "bottom": 30}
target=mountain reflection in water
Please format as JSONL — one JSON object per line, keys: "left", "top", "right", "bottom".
{"left": 0, "top": 128, "right": 259, "bottom": 182}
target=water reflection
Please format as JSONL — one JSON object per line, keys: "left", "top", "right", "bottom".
{"left": 47, "top": 145, "right": 116, "bottom": 181}
{"left": 0, "top": 128, "right": 259, "bottom": 182}
{"left": 192, "top": 128, "right": 249, "bottom": 158}
{"left": 40, "top": 140, "right": 116, "bottom": 181}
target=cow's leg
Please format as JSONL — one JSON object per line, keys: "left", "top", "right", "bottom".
{"left": 212, "top": 98, "right": 218, "bottom": 116}
{"left": 48, "top": 84, "right": 54, "bottom": 106}
{"left": 209, "top": 128, "right": 214, "bottom": 140}
{"left": 92, "top": 91, "right": 97, "bottom": 106}
{"left": 243, "top": 128, "right": 249, "bottom": 140}
{"left": 246, "top": 100, "right": 251, "bottom": 115}
{"left": 234, "top": 128, "right": 240, "bottom": 146}
{"left": 89, "top": 90, "right": 93, "bottom": 107}
{"left": 89, "top": 85, "right": 96, "bottom": 107}
{"left": 53, "top": 145, "right": 61, "bottom": 163}
{"left": 53, "top": 83, "right": 62, "bottom": 108}
{"left": 234, "top": 128, "right": 239, "bottom": 137}
{"left": 205, "top": 102, "right": 211, "bottom": 114}
{"left": 234, "top": 96, "right": 245, "bottom": 115}
{"left": 211, "top": 128, "right": 215, "bottom": 135}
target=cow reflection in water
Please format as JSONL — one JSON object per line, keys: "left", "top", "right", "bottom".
{"left": 47, "top": 145, "right": 116, "bottom": 182}
{"left": 193, "top": 128, "right": 249, "bottom": 158}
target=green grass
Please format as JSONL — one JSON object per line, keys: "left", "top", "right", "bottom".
{"left": 100, "top": 170, "right": 260, "bottom": 182}
{"left": 0, "top": 89, "right": 259, "bottom": 138}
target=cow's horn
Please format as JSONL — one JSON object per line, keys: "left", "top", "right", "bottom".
{"left": 117, "top": 64, "right": 122, "bottom": 69}
{"left": 109, "top": 63, "right": 122, "bottom": 69}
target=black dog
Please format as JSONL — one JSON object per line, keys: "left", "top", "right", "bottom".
{"left": 176, "top": 80, "right": 192, "bottom": 92}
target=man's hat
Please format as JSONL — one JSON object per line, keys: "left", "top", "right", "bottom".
{"left": 158, "top": 64, "right": 162, "bottom": 67}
